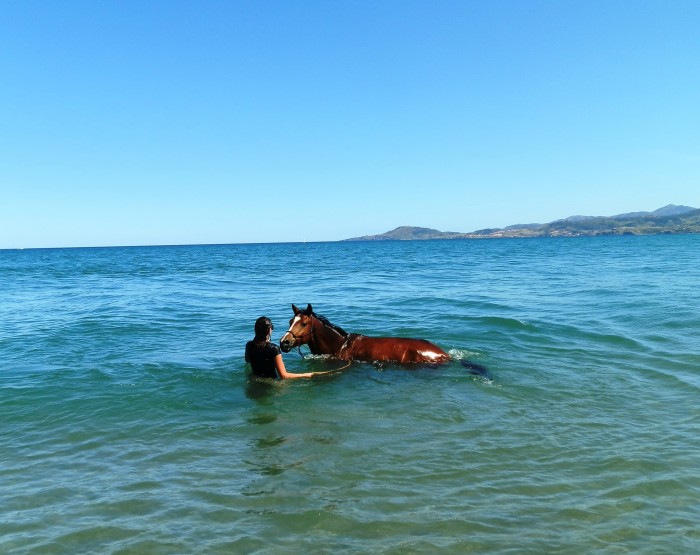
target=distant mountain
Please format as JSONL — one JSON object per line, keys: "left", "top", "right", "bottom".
{"left": 602, "top": 204, "right": 695, "bottom": 219}
{"left": 344, "top": 205, "right": 700, "bottom": 241}
{"left": 346, "top": 226, "right": 463, "bottom": 241}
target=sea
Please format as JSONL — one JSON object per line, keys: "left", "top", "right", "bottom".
{"left": 1, "top": 235, "right": 699, "bottom": 554}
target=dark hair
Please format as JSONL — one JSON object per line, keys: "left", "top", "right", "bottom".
{"left": 253, "top": 316, "right": 273, "bottom": 345}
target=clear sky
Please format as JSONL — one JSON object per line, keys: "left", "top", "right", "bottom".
{"left": 1, "top": 0, "right": 699, "bottom": 248}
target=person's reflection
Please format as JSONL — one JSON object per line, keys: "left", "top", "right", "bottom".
{"left": 243, "top": 384, "right": 288, "bottom": 476}
{"left": 244, "top": 377, "right": 278, "bottom": 403}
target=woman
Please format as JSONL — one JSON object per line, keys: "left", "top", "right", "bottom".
{"left": 245, "top": 316, "right": 325, "bottom": 379}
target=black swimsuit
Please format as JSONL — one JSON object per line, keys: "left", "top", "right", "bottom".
{"left": 245, "top": 341, "right": 281, "bottom": 379}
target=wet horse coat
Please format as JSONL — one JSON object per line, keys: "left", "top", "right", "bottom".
{"left": 279, "top": 304, "right": 451, "bottom": 364}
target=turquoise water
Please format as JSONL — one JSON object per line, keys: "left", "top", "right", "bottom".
{"left": 2, "top": 236, "right": 699, "bottom": 554}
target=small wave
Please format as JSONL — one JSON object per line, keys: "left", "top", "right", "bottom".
{"left": 299, "top": 353, "right": 333, "bottom": 361}
{"left": 448, "top": 349, "right": 482, "bottom": 360}
{"left": 479, "top": 316, "right": 534, "bottom": 330}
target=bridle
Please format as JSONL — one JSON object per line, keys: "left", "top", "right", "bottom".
{"left": 284, "top": 313, "right": 316, "bottom": 355}
{"left": 283, "top": 312, "right": 354, "bottom": 370}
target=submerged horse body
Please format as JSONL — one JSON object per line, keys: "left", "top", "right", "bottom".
{"left": 280, "top": 304, "right": 451, "bottom": 364}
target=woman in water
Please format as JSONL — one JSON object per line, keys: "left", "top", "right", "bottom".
{"left": 245, "top": 316, "right": 327, "bottom": 379}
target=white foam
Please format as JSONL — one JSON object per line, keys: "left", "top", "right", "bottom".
{"left": 448, "top": 348, "right": 481, "bottom": 360}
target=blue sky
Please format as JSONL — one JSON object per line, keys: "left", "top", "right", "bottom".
{"left": 1, "top": 0, "right": 699, "bottom": 248}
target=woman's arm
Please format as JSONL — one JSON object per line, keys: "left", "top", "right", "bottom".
{"left": 275, "top": 355, "right": 332, "bottom": 379}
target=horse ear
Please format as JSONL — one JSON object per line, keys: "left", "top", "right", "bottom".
{"left": 292, "top": 304, "right": 299, "bottom": 314}
{"left": 306, "top": 304, "right": 313, "bottom": 314}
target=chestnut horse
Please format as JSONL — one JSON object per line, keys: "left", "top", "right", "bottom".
{"left": 279, "top": 304, "right": 451, "bottom": 364}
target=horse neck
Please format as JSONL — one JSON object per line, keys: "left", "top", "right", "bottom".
{"left": 309, "top": 316, "right": 346, "bottom": 355}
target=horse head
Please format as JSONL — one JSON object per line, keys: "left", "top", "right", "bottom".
{"left": 279, "top": 304, "right": 315, "bottom": 353}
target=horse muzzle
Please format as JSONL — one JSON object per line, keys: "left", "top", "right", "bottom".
{"left": 279, "top": 335, "right": 294, "bottom": 353}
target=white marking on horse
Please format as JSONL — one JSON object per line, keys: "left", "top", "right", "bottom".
{"left": 289, "top": 315, "right": 301, "bottom": 331}
{"left": 283, "top": 316, "right": 302, "bottom": 340}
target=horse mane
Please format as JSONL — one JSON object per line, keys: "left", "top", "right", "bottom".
{"left": 309, "top": 310, "right": 348, "bottom": 337}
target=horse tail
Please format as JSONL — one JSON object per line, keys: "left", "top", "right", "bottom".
{"left": 460, "top": 359, "right": 491, "bottom": 379}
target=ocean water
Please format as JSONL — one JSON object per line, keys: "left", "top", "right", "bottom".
{"left": 1, "top": 236, "right": 699, "bottom": 554}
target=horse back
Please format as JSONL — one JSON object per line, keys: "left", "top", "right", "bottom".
{"left": 348, "top": 336, "right": 450, "bottom": 364}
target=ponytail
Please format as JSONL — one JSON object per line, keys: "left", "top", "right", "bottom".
{"left": 253, "top": 316, "right": 273, "bottom": 346}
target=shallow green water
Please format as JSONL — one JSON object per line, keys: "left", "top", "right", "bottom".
{"left": 2, "top": 236, "right": 699, "bottom": 553}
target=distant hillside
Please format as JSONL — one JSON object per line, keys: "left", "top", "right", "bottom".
{"left": 346, "top": 226, "right": 463, "bottom": 241}
{"left": 344, "top": 205, "right": 700, "bottom": 240}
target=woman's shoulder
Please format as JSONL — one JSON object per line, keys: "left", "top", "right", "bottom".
{"left": 246, "top": 341, "right": 280, "bottom": 355}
